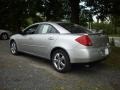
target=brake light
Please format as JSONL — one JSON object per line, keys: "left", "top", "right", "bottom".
{"left": 75, "top": 35, "right": 92, "bottom": 46}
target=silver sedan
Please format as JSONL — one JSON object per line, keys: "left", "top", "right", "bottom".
{"left": 9, "top": 22, "right": 110, "bottom": 72}
{"left": 0, "top": 29, "right": 12, "bottom": 40}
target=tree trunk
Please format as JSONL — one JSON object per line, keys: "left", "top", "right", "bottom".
{"left": 69, "top": 0, "right": 80, "bottom": 24}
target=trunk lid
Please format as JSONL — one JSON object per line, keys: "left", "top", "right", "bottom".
{"left": 88, "top": 33, "right": 109, "bottom": 47}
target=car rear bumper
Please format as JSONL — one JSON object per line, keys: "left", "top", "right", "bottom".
{"left": 68, "top": 46, "right": 110, "bottom": 63}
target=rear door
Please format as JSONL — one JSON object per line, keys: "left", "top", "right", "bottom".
{"left": 30, "top": 24, "right": 59, "bottom": 58}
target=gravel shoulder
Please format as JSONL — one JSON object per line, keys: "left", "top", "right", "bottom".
{"left": 0, "top": 40, "right": 120, "bottom": 90}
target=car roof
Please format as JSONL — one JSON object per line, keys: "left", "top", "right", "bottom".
{"left": 28, "top": 22, "right": 70, "bottom": 34}
{"left": 33, "top": 22, "right": 69, "bottom": 25}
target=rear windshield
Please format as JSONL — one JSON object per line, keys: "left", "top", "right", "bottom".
{"left": 58, "top": 23, "right": 92, "bottom": 34}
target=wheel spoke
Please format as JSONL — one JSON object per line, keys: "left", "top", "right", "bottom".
{"left": 57, "top": 61, "right": 61, "bottom": 70}
{"left": 2, "top": 34, "right": 7, "bottom": 39}
{"left": 53, "top": 58, "right": 59, "bottom": 63}
{"left": 53, "top": 52, "right": 67, "bottom": 71}
{"left": 60, "top": 61, "right": 65, "bottom": 68}
{"left": 11, "top": 48, "right": 14, "bottom": 52}
{"left": 56, "top": 53, "right": 60, "bottom": 59}
{"left": 10, "top": 42, "right": 16, "bottom": 54}
{"left": 61, "top": 55, "right": 65, "bottom": 60}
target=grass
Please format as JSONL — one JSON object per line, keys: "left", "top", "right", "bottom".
{"left": 105, "top": 47, "right": 120, "bottom": 69}
{"left": 53, "top": 85, "right": 65, "bottom": 90}
{"left": 109, "top": 34, "right": 120, "bottom": 37}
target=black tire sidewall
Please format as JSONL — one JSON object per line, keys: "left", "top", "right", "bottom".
{"left": 52, "top": 49, "right": 71, "bottom": 73}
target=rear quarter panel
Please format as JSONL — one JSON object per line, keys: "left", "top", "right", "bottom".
{"left": 51, "top": 34, "right": 110, "bottom": 63}
{"left": 50, "top": 34, "right": 86, "bottom": 58}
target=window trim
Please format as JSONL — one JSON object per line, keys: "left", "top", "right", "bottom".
{"left": 23, "top": 24, "right": 39, "bottom": 35}
{"left": 35, "top": 24, "right": 60, "bottom": 34}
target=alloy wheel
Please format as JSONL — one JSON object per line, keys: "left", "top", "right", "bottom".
{"left": 2, "top": 33, "right": 8, "bottom": 40}
{"left": 10, "top": 42, "right": 17, "bottom": 54}
{"left": 53, "top": 53, "right": 66, "bottom": 71}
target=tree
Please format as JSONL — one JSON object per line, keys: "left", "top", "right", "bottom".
{"left": 83, "top": 0, "right": 120, "bottom": 34}
{"left": 0, "top": 0, "right": 66, "bottom": 31}
{"left": 69, "top": 0, "right": 80, "bottom": 24}
{"left": 0, "top": 0, "right": 44, "bottom": 31}
{"left": 84, "top": 0, "right": 120, "bottom": 21}
{"left": 79, "top": 4, "right": 93, "bottom": 27}
{"left": 43, "top": 0, "right": 64, "bottom": 21}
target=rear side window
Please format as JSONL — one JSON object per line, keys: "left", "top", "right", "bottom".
{"left": 47, "top": 25, "right": 59, "bottom": 33}
{"left": 58, "top": 23, "right": 92, "bottom": 34}
{"left": 42, "top": 25, "right": 49, "bottom": 33}
{"left": 36, "top": 24, "right": 59, "bottom": 34}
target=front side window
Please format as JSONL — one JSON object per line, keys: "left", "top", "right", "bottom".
{"left": 24, "top": 24, "right": 39, "bottom": 35}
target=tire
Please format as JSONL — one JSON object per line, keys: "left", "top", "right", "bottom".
{"left": 10, "top": 41, "right": 19, "bottom": 55}
{"left": 51, "top": 49, "right": 71, "bottom": 73}
{"left": 0, "top": 33, "right": 9, "bottom": 40}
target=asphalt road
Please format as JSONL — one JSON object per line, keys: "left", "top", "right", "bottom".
{"left": 0, "top": 40, "right": 120, "bottom": 90}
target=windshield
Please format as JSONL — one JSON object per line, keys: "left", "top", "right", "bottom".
{"left": 58, "top": 23, "right": 92, "bottom": 34}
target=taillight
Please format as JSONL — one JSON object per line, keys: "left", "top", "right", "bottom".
{"left": 75, "top": 35, "right": 92, "bottom": 46}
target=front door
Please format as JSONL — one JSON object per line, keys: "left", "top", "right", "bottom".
{"left": 20, "top": 24, "right": 39, "bottom": 53}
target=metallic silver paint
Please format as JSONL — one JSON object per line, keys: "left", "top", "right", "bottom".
{"left": 10, "top": 22, "right": 110, "bottom": 63}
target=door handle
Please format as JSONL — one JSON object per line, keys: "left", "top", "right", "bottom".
{"left": 48, "top": 37, "right": 54, "bottom": 40}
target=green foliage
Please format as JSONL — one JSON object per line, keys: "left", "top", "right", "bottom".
{"left": 44, "top": 0, "right": 64, "bottom": 21}
{"left": 79, "top": 5, "right": 93, "bottom": 26}
{"left": 92, "top": 22, "right": 120, "bottom": 35}
{"left": 0, "top": 0, "right": 44, "bottom": 31}
{"left": 69, "top": 0, "right": 80, "bottom": 24}
{"left": 0, "top": 0, "right": 120, "bottom": 34}
{"left": 0, "top": 0, "right": 64, "bottom": 31}
{"left": 84, "top": 0, "right": 120, "bottom": 20}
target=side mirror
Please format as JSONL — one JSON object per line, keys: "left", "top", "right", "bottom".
{"left": 18, "top": 31, "right": 25, "bottom": 35}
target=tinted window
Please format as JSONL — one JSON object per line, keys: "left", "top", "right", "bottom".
{"left": 58, "top": 23, "right": 92, "bottom": 34}
{"left": 35, "top": 24, "right": 43, "bottom": 34}
{"left": 24, "top": 25, "right": 38, "bottom": 34}
{"left": 47, "top": 25, "right": 59, "bottom": 33}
